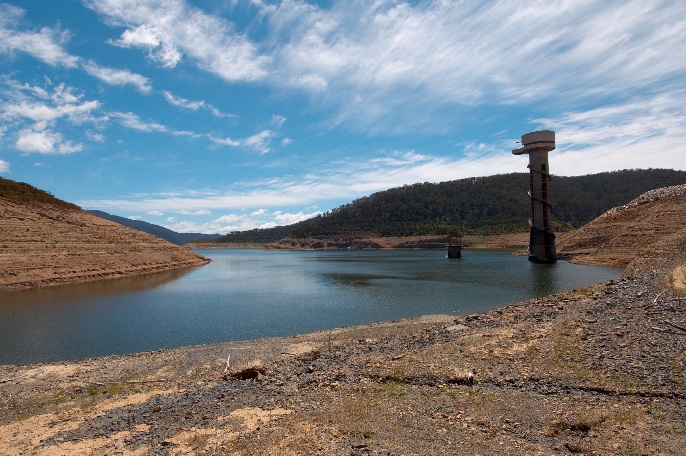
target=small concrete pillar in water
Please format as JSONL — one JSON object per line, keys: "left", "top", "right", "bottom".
{"left": 512, "top": 130, "right": 557, "bottom": 264}
{"left": 447, "top": 234, "right": 463, "bottom": 259}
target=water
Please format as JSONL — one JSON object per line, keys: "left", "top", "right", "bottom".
{"left": 0, "top": 249, "right": 623, "bottom": 364}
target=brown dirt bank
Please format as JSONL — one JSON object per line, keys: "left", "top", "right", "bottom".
{"left": 0, "top": 198, "right": 210, "bottom": 292}
{"left": 259, "top": 233, "right": 531, "bottom": 251}
{"left": 557, "top": 184, "right": 686, "bottom": 267}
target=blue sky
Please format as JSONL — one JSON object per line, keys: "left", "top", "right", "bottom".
{"left": 1, "top": 0, "right": 685, "bottom": 234}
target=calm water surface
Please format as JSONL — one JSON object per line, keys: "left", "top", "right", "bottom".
{"left": 0, "top": 249, "right": 623, "bottom": 364}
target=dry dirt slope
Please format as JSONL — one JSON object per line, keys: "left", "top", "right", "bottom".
{"left": 557, "top": 183, "right": 686, "bottom": 270}
{"left": 0, "top": 197, "right": 210, "bottom": 292}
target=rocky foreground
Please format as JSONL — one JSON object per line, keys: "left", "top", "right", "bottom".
{"left": 0, "top": 198, "right": 210, "bottom": 292}
{"left": 1, "top": 187, "right": 685, "bottom": 455}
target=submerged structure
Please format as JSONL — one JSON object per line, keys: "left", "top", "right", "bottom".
{"left": 512, "top": 130, "right": 557, "bottom": 263}
{"left": 447, "top": 234, "right": 463, "bottom": 259}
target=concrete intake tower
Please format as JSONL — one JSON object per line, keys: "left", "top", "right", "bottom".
{"left": 512, "top": 130, "right": 557, "bottom": 264}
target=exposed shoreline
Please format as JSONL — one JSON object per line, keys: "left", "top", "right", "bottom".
{"left": 0, "top": 199, "right": 210, "bottom": 293}
{"left": 2, "top": 237, "right": 684, "bottom": 454}
{"left": 3, "top": 185, "right": 686, "bottom": 454}
{"left": 189, "top": 233, "right": 532, "bottom": 252}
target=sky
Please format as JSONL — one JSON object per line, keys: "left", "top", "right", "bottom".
{"left": 1, "top": 0, "right": 685, "bottom": 234}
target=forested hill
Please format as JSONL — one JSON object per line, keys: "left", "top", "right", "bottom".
{"left": 292, "top": 169, "right": 686, "bottom": 237}
{"left": 218, "top": 169, "right": 686, "bottom": 243}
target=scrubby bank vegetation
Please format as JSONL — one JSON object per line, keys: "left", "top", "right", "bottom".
{"left": 0, "top": 176, "right": 80, "bottom": 211}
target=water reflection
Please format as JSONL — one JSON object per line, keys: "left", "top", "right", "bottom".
{"left": 0, "top": 250, "right": 623, "bottom": 365}
{"left": 0, "top": 266, "right": 199, "bottom": 306}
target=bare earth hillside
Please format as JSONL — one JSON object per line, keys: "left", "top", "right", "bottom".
{"left": 0, "top": 198, "right": 210, "bottom": 292}
{"left": 557, "top": 184, "right": 686, "bottom": 267}
{"left": 1, "top": 187, "right": 685, "bottom": 455}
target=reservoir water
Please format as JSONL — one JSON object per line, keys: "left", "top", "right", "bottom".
{"left": 0, "top": 249, "right": 623, "bottom": 365}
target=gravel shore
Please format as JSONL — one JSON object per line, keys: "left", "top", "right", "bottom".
{"left": 1, "top": 243, "right": 684, "bottom": 455}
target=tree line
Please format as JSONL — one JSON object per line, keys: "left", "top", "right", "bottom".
{"left": 216, "top": 168, "right": 686, "bottom": 242}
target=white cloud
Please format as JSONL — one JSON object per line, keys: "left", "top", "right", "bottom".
{"left": 15, "top": 129, "right": 83, "bottom": 155}
{"left": 127, "top": 215, "right": 142, "bottom": 220}
{"left": 271, "top": 115, "right": 287, "bottom": 127}
{"left": 147, "top": 210, "right": 164, "bottom": 216}
{"left": 214, "top": 213, "right": 247, "bottom": 224}
{"left": 207, "top": 134, "right": 240, "bottom": 147}
{"left": 163, "top": 90, "right": 204, "bottom": 110}
{"left": 260, "top": 0, "right": 686, "bottom": 132}
{"left": 273, "top": 210, "right": 321, "bottom": 226}
{"left": 0, "top": 3, "right": 79, "bottom": 67}
{"left": 111, "top": 24, "right": 182, "bottom": 67}
{"left": 83, "top": 60, "right": 152, "bottom": 93}
{"left": 208, "top": 130, "right": 275, "bottom": 153}
{"left": 243, "top": 130, "right": 275, "bottom": 154}
{"left": 109, "top": 111, "right": 168, "bottom": 133}
{"left": 159, "top": 207, "right": 320, "bottom": 234}
{"left": 87, "top": 0, "right": 270, "bottom": 82}
{"left": 1, "top": 82, "right": 100, "bottom": 124}
{"left": 86, "top": 131, "right": 105, "bottom": 142}
{"left": 178, "top": 209, "right": 211, "bottom": 215}
{"left": 162, "top": 90, "right": 234, "bottom": 117}
{"left": 0, "top": 159, "right": 9, "bottom": 173}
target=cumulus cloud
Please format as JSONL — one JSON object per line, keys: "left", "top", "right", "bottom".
{"left": 0, "top": 80, "right": 99, "bottom": 154}
{"left": 0, "top": 159, "right": 9, "bottom": 173}
{"left": 83, "top": 60, "right": 152, "bottom": 93}
{"left": 0, "top": 3, "right": 79, "bottom": 67}
{"left": 147, "top": 210, "right": 164, "bottom": 216}
{"left": 111, "top": 24, "right": 182, "bottom": 68}
{"left": 15, "top": 129, "right": 83, "bottom": 154}
{"left": 1, "top": 81, "right": 100, "bottom": 124}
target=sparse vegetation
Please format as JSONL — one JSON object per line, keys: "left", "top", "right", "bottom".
{"left": 0, "top": 176, "right": 80, "bottom": 210}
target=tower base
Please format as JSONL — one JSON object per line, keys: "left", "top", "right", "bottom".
{"left": 528, "top": 228, "right": 557, "bottom": 264}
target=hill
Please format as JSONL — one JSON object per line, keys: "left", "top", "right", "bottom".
{"left": 557, "top": 183, "right": 686, "bottom": 269}
{"left": 290, "top": 169, "right": 686, "bottom": 238}
{"left": 217, "top": 169, "right": 686, "bottom": 245}
{"left": 0, "top": 177, "right": 210, "bottom": 292}
{"left": 87, "top": 210, "right": 222, "bottom": 245}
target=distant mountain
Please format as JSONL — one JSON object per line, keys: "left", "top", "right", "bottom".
{"left": 87, "top": 210, "right": 222, "bottom": 245}
{"left": 217, "top": 169, "right": 686, "bottom": 243}
{"left": 217, "top": 219, "right": 312, "bottom": 244}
